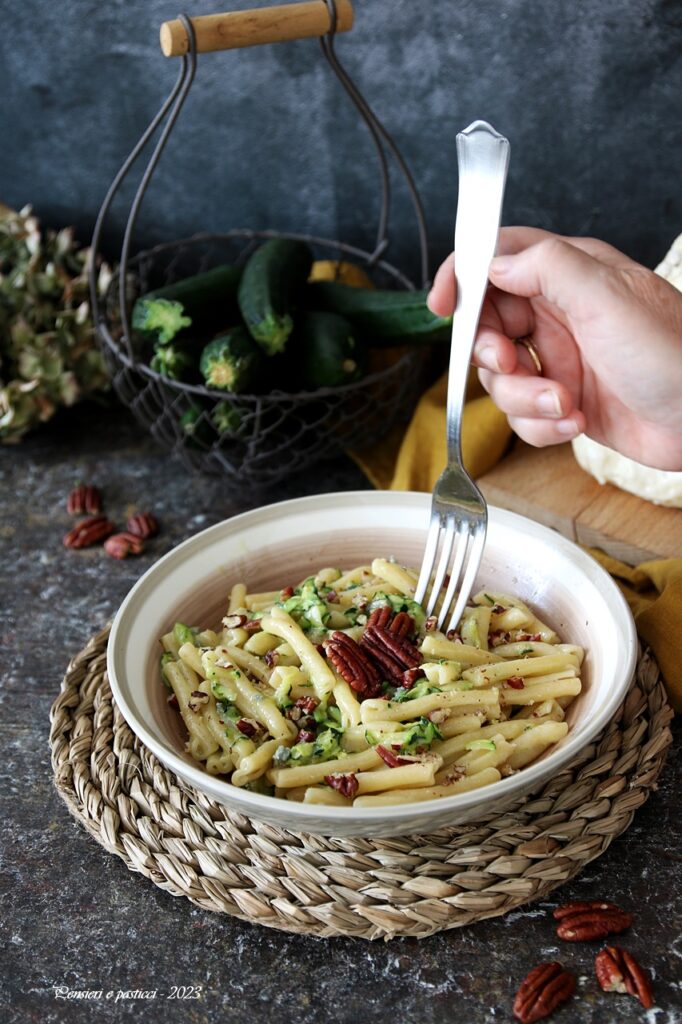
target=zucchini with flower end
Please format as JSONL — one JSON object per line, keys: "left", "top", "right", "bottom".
{"left": 292, "top": 311, "right": 364, "bottom": 389}
{"left": 132, "top": 263, "right": 243, "bottom": 343}
{"left": 179, "top": 405, "right": 213, "bottom": 448}
{"left": 305, "top": 281, "right": 452, "bottom": 347}
{"left": 212, "top": 401, "right": 244, "bottom": 435}
{"left": 150, "top": 342, "right": 193, "bottom": 380}
{"left": 238, "top": 239, "right": 313, "bottom": 355}
{"left": 133, "top": 298, "right": 192, "bottom": 345}
{"left": 200, "top": 327, "right": 265, "bottom": 393}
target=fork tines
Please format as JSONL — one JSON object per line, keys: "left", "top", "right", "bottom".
{"left": 414, "top": 509, "right": 487, "bottom": 634}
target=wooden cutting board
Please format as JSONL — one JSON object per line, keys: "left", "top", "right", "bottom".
{"left": 477, "top": 441, "right": 682, "bottom": 565}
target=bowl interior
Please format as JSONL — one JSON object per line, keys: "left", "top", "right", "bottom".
{"left": 109, "top": 492, "right": 637, "bottom": 835}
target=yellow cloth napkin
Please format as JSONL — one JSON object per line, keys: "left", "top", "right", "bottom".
{"left": 354, "top": 370, "right": 681, "bottom": 712}
{"left": 587, "top": 552, "right": 682, "bottom": 712}
{"left": 353, "top": 370, "right": 512, "bottom": 489}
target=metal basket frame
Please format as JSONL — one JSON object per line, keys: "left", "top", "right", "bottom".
{"left": 88, "top": 2, "right": 434, "bottom": 488}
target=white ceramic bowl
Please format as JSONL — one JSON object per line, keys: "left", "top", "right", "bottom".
{"left": 107, "top": 491, "right": 637, "bottom": 838}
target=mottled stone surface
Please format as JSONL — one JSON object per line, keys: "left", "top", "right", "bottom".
{"left": 2, "top": 0, "right": 682, "bottom": 280}
{"left": 1, "top": 404, "right": 680, "bottom": 1024}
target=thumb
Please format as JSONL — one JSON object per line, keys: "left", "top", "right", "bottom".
{"left": 489, "top": 237, "right": 612, "bottom": 318}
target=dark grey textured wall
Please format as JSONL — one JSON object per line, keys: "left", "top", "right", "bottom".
{"left": 2, "top": 0, "right": 681, "bottom": 283}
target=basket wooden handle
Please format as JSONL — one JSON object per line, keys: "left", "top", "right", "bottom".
{"left": 160, "top": 0, "right": 353, "bottom": 57}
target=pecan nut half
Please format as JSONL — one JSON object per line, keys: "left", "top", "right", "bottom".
{"left": 104, "top": 532, "right": 145, "bottom": 559}
{"left": 390, "top": 611, "right": 415, "bottom": 638}
{"left": 366, "top": 606, "right": 392, "bottom": 630}
{"left": 126, "top": 512, "right": 159, "bottom": 539}
{"left": 595, "top": 947, "right": 654, "bottom": 1009}
{"left": 360, "top": 621, "right": 421, "bottom": 684}
{"left": 324, "top": 631, "right": 383, "bottom": 699}
{"left": 554, "top": 900, "right": 633, "bottom": 941}
{"left": 401, "top": 667, "right": 425, "bottom": 689}
{"left": 67, "top": 484, "right": 102, "bottom": 516}
{"left": 63, "top": 515, "right": 115, "bottom": 549}
{"left": 513, "top": 962, "right": 575, "bottom": 1023}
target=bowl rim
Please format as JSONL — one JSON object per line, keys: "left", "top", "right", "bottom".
{"left": 107, "top": 490, "right": 638, "bottom": 829}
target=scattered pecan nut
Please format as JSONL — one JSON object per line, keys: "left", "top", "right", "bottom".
{"left": 324, "top": 772, "right": 359, "bottom": 798}
{"left": 554, "top": 900, "right": 633, "bottom": 941}
{"left": 595, "top": 946, "right": 653, "bottom": 1009}
{"left": 222, "top": 614, "right": 247, "bottom": 629}
{"left": 296, "top": 729, "right": 316, "bottom": 743}
{"left": 505, "top": 675, "right": 525, "bottom": 689}
{"left": 513, "top": 962, "right": 575, "bottom": 1023}
{"left": 401, "top": 667, "right": 425, "bottom": 689}
{"left": 324, "top": 631, "right": 383, "bottom": 699}
{"left": 126, "top": 512, "right": 159, "bottom": 539}
{"left": 63, "top": 515, "right": 115, "bottom": 549}
{"left": 294, "top": 696, "right": 319, "bottom": 715}
{"left": 104, "top": 531, "right": 145, "bottom": 559}
{"left": 376, "top": 745, "right": 416, "bottom": 768}
{"left": 236, "top": 717, "right": 260, "bottom": 738}
{"left": 187, "top": 690, "right": 209, "bottom": 712}
{"left": 67, "top": 484, "right": 102, "bottom": 516}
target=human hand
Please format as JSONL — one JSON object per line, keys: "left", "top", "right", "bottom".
{"left": 427, "top": 227, "right": 682, "bottom": 470}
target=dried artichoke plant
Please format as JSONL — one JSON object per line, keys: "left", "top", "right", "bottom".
{"left": 0, "top": 204, "right": 110, "bottom": 443}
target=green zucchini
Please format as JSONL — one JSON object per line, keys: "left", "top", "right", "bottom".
{"left": 179, "top": 405, "right": 213, "bottom": 448}
{"left": 238, "top": 239, "right": 313, "bottom": 355}
{"left": 133, "top": 263, "right": 243, "bottom": 342}
{"left": 305, "top": 281, "right": 452, "bottom": 347}
{"left": 212, "top": 401, "right": 244, "bottom": 435}
{"left": 292, "top": 311, "right": 364, "bottom": 389}
{"left": 199, "top": 327, "right": 265, "bottom": 392}
{"left": 150, "top": 341, "right": 193, "bottom": 380}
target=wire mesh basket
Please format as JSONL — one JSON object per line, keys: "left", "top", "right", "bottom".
{"left": 90, "top": 1, "right": 434, "bottom": 490}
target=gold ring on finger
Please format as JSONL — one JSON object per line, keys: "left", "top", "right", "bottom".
{"left": 515, "top": 335, "right": 544, "bottom": 376}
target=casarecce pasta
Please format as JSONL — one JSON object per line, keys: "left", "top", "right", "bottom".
{"left": 158, "top": 559, "right": 584, "bottom": 807}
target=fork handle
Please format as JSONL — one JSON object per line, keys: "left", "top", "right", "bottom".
{"left": 446, "top": 120, "right": 510, "bottom": 465}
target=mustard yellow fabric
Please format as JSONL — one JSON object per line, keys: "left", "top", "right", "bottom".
{"left": 354, "top": 369, "right": 681, "bottom": 711}
{"left": 588, "top": 552, "right": 682, "bottom": 712}
{"left": 352, "top": 370, "right": 512, "bottom": 490}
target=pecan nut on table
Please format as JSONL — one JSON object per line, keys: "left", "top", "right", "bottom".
{"left": 595, "top": 946, "right": 654, "bottom": 1009}
{"left": 513, "top": 962, "right": 576, "bottom": 1024}
{"left": 553, "top": 900, "right": 633, "bottom": 941}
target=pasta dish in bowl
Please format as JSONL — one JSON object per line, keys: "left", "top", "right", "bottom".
{"left": 107, "top": 491, "right": 637, "bottom": 837}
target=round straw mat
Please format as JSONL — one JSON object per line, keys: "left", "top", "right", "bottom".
{"left": 50, "top": 627, "right": 673, "bottom": 940}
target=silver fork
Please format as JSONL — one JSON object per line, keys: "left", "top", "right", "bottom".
{"left": 414, "top": 120, "right": 510, "bottom": 632}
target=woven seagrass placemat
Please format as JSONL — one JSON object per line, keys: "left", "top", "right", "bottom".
{"left": 49, "top": 627, "right": 673, "bottom": 941}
